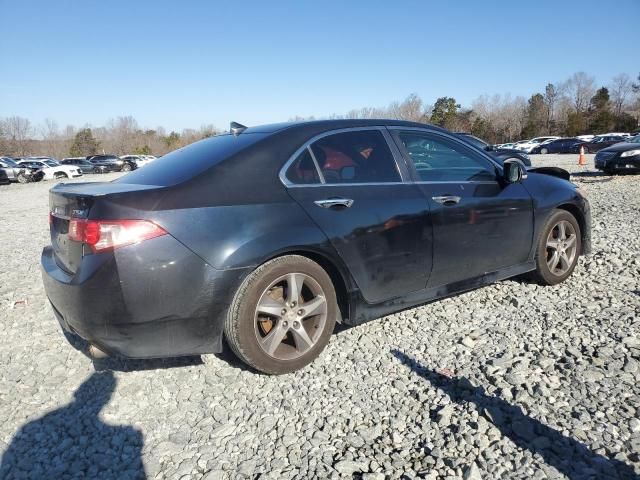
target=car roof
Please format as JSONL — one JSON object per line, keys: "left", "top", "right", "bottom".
{"left": 240, "top": 119, "right": 449, "bottom": 136}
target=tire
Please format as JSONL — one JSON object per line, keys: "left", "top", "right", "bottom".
{"left": 121, "top": 163, "right": 132, "bottom": 172}
{"left": 93, "top": 167, "right": 102, "bottom": 174}
{"left": 582, "top": 147, "right": 590, "bottom": 154}
{"left": 224, "top": 255, "right": 337, "bottom": 374}
{"left": 540, "top": 148, "right": 548, "bottom": 155}
{"left": 17, "top": 173, "right": 29, "bottom": 184}
{"left": 529, "top": 209, "right": 581, "bottom": 286}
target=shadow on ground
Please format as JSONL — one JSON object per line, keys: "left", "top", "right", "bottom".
{"left": 392, "top": 349, "right": 639, "bottom": 480}
{"left": 0, "top": 372, "right": 146, "bottom": 480}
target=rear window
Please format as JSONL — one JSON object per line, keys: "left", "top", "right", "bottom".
{"left": 114, "top": 133, "right": 268, "bottom": 186}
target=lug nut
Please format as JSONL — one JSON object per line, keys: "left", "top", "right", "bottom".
{"left": 281, "top": 308, "right": 287, "bottom": 315}
{"left": 282, "top": 321, "right": 288, "bottom": 327}
{"left": 293, "top": 321, "right": 300, "bottom": 328}
{"left": 297, "top": 309, "right": 304, "bottom": 316}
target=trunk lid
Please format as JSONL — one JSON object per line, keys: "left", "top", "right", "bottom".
{"left": 49, "top": 182, "right": 161, "bottom": 274}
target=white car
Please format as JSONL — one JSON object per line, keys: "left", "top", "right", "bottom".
{"left": 514, "top": 136, "right": 561, "bottom": 153}
{"left": 142, "top": 155, "right": 157, "bottom": 162}
{"left": 576, "top": 135, "right": 595, "bottom": 142}
{"left": 120, "top": 155, "right": 149, "bottom": 168}
{"left": 18, "top": 158, "right": 83, "bottom": 180}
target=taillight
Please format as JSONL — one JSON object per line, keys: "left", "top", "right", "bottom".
{"left": 68, "top": 219, "right": 167, "bottom": 252}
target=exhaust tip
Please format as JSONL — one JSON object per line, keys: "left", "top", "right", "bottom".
{"left": 88, "top": 344, "right": 109, "bottom": 359}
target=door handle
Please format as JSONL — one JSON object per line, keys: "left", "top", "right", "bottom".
{"left": 432, "top": 195, "right": 461, "bottom": 206}
{"left": 314, "top": 198, "right": 354, "bottom": 209}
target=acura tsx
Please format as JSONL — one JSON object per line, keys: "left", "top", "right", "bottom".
{"left": 42, "top": 120, "right": 591, "bottom": 374}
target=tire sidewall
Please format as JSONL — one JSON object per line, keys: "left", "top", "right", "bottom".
{"left": 226, "top": 256, "right": 337, "bottom": 374}
{"left": 536, "top": 210, "right": 582, "bottom": 285}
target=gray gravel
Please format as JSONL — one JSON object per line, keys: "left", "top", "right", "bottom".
{"left": 1, "top": 155, "right": 639, "bottom": 479}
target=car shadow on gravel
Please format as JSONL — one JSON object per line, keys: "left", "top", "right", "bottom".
{"left": 391, "top": 350, "right": 639, "bottom": 480}
{"left": 0, "top": 371, "right": 146, "bottom": 479}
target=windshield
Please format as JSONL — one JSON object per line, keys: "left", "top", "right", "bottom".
{"left": 630, "top": 136, "right": 640, "bottom": 143}
{"left": 3, "top": 158, "right": 18, "bottom": 167}
{"left": 460, "top": 135, "right": 488, "bottom": 149}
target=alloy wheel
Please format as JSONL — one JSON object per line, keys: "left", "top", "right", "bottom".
{"left": 545, "top": 220, "right": 577, "bottom": 276}
{"left": 254, "top": 272, "right": 327, "bottom": 360}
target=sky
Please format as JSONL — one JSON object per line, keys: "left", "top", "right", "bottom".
{"left": 1, "top": 0, "right": 638, "bottom": 133}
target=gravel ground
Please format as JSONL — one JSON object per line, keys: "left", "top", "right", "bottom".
{"left": 0, "top": 155, "right": 639, "bottom": 480}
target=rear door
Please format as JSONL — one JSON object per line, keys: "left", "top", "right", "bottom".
{"left": 283, "top": 128, "right": 433, "bottom": 304}
{"left": 390, "top": 128, "right": 534, "bottom": 288}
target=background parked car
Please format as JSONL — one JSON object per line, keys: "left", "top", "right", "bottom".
{"left": 87, "top": 154, "right": 126, "bottom": 171}
{"left": 574, "top": 135, "right": 627, "bottom": 153}
{"left": 513, "top": 136, "right": 561, "bottom": 153}
{"left": 0, "top": 167, "right": 9, "bottom": 185}
{"left": 120, "top": 155, "right": 148, "bottom": 169}
{"left": 594, "top": 135, "right": 640, "bottom": 174}
{"left": 530, "top": 138, "right": 584, "bottom": 154}
{"left": 62, "top": 158, "right": 116, "bottom": 174}
{"left": 0, "top": 157, "right": 45, "bottom": 183}
{"left": 453, "top": 133, "right": 531, "bottom": 166}
{"left": 18, "top": 159, "right": 83, "bottom": 180}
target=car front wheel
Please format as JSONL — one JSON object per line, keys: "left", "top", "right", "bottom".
{"left": 530, "top": 209, "right": 581, "bottom": 285}
{"left": 224, "top": 255, "right": 337, "bottom": 374}
{"left": 121, "top": 164, "right": 132, "bottom": 172}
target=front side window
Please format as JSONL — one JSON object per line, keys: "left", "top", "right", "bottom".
{"left": 397, "top": 132, "right": 496, "bottom": 182}
{"left": 309, "top": 130, "right": 400, "bottom": 184}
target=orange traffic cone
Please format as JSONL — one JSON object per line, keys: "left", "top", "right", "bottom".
{"left": 578, "top": 146, "right": 586, "bottom": 166}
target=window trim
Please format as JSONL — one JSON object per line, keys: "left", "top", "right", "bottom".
{"left": 388, "top": 127, "right": 502, "bottom": 182}
{"left": 279, "top": 127, "right": 407, "bottom": 187}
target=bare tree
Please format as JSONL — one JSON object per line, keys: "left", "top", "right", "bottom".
{"left": 3, "top": 116, "right": 33, "bottom": 156}
{"left": 563, "top": 72, "right": 596, "bottom": 112}
{"left": 609, "top": 73, "right": 632, "bottom": 116}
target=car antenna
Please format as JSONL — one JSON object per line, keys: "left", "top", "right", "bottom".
{"left": 230, "top": 122, "right": 247, "bottom": 136}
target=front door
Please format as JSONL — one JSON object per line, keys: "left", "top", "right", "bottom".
{"left": 390, "top": 129, "right": 534, "bottom": 288}
{"left": 283, "top": 128, "right": 433, "bottom": 304}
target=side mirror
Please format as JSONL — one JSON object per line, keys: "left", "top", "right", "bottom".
{"left": 484, "top": 145, "right": 495, "bottom": 152}
{"left": 503, "top": 159, "right": 527, "bottom": 184}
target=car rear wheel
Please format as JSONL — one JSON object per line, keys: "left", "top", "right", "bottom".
{"left": 224, "top": 255, "right": 337, "bottom": 374}
{"left": 529, "top": 209, "right": 581, "bottom": 285}
{"left": 540, "top": 148, "right": 548, "bottom": 154}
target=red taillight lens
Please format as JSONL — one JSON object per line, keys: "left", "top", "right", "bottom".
{"left": 68, "top": 219, "right": 167, "bottom": 252}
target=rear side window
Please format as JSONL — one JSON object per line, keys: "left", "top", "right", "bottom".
{"left": 398, "top": 132, "right": 495, "bottom": 182}
{"left": 286, "top": 148, "right": 321, "bottom": 184}
{"left": 309, "top": 130, "right": 400, "bottom": 184}
{"left": 115, "top": 133, "right": 268, "bottom": 186}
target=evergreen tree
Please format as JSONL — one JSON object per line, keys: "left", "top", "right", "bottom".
{"left": 69, "top": 128, "right": 100, "bottom": 156}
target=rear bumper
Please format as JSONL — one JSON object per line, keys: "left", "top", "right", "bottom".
{"left": 41, "top": 235, "right": 250, "bottom": 358}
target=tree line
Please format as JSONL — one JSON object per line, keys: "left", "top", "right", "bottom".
{"left": 0, "top": 116, "right": 219, "bottom": 158}
{"left": 1, "top": 71, "right": 638, "bottom": 158}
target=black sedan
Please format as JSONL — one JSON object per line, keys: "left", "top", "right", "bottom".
{"left": 62, "top": 158, "right": 117, "bottom": 174}
{"left": 42, "top": 119, "right": 591, "bottom": 374}
{"left": 530, "top": 138, "right": 584, "bottom": 154}
{"left": 574, "top": 135, "right": 627, "bottom": 153}
{"left": 453, "top": 133, "right": 531, "bottom": 166}
{"left": 594, "top": 135, "right": 640, "bottom": 174}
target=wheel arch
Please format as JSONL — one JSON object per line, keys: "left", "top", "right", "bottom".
{"left": 555, "top": 203, "right": 587, "bottom": 254}
{"left": 264, "top": 248, "right": 354, "bottom": 324}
